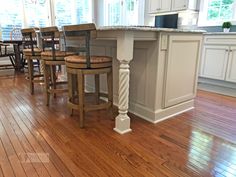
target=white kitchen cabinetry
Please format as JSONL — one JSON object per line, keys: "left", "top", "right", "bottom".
{"left": 164, "top": 35, "right": 201, "bottom": 107}
{"left": 149, "top": 0, "right": 198, "bottom": 14}
{"left": 149, "top": 0, "right": 171, "bottom": 13}
{"left": 226, "top": 46, "right": 236, "bottom": 82}
{"left": 172, "top": 0, "right": 188, "bottom": 11}
{"left": 200, "top": 34, "right": 236, "bottom": 83}
{"left": 200, "top": 45, "right": 229, "bottom": 80}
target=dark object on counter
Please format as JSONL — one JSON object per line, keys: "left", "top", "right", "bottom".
{"left": 155, "top": 14, "right": 178, "bottom": 29}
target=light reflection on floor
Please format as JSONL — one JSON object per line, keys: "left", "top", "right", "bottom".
{"left": 187, "top": 130, "right": 236, "bottom": 176}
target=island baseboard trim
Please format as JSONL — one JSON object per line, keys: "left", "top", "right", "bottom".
{"left": 88, "top": 89, "right": 195, "bottom": 124}
{"left": 153, "top": 107, "right": 194, "bottom": 124}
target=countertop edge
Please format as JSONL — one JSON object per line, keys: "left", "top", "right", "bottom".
{"left": 96, "top": 26, "right": 205, "bottom": 33}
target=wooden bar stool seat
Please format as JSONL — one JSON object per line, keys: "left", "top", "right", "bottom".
{"left": 40, "top": 26, "right": 75, "bottom": 106}
{"left": 23, "top": 48, "right": 41, "bottom": 56}
{"left": 21, "top": 27, "right": 43, "bottom": 94}
{"left": 63, "top": 23, "right": 113, "bottom": 128}
{"left": 65, "top": 55, "right": 112, "bottom": 68}
{"left": 41, "top": 51, "right": 75, "bottom": 60}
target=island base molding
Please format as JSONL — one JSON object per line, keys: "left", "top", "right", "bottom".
{"left": 113, "top": 96, "right": 194, "bottom": 124}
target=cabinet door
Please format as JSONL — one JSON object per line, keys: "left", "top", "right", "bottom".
{"left": 149, "top": 0, "right": 171, "bottom": 13}
{"left": 226, "top": 46, "right": 236, "bottom": 83}
{"left": 172, "top": 0, "right": 188, "bottom": 11}
{"left": 164, "top": 35, "right": 201, "bottom": 108}
{"left": 200, "top": 45, "right": 229, "bottom": 80}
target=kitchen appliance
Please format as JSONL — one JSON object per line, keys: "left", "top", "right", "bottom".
{"left": 155, "top": 14, "right": 178, "bottom": 29}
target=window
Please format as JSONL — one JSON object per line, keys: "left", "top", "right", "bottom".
{"left": 0, "top": 0, "right": 92, "bottom": 40}
{"left": 54, "top": 0, "right": 92, "bottom": 27}
{"left": 23, "top": 0, "right": 51, "bottom": 27}
{"left": 104, "top": 0, "right": 144, "bottom": 26}
{"left": 198, "top": 0, "right": 236, "bottom": 26}
{"left": 0, "top": 0, "right": 23, "bottom": 40}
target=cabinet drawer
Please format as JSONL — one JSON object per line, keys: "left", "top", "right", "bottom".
{"left": 204, "top": 35, "right": 236, "bottom": 45}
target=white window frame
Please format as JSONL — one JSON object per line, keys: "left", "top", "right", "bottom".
{"left": 103, "top": 0, "right": 144, "bottom": 26}
{"left": 198, "top": 0, "right": 236, "bottom": 27}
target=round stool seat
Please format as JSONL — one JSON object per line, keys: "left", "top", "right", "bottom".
{"left": 23, "top": 48, "right": 41, "bottom": 56}
{"left": 41, "top": 51, "right": 76, "bottom": 60}
{"left": 65, "top": 55, "right": 112, "bottom": 69}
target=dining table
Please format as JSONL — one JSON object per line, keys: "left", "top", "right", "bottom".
{"left": 1, "top": 40, "right": 24, "bottom": 71}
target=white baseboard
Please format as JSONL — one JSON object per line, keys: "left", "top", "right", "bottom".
{"left": 87, "top": 84, "right": 195, "bottom": 124}
{"left": 198, "top": 78, "right": 236, "bottom": 97}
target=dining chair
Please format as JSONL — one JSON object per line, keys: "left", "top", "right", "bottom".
{"left": 63, "top": 23, "right": 113, "bottom": 128}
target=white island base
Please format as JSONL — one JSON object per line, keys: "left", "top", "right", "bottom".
{"left": 85, "top": 27, "right": 203, "bottom": 134}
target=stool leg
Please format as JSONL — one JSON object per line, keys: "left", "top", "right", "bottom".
{"left": 50, "top": 65, "right": 57, "bottom": 98}
{"left": 107, "top": 69, "right": 113, "bottom": 118}
{"left": 27, "top": 58, "right": 34, "bottom": 95}
{"left": 95, "top": 74, "right": 100, "bottom": 104}
{"left": 67, "top": 72, "right": 73, "bottom": 116}
{"left": 43, "top": 61, "right": 50, "bottom": 106}
{"left": 78, "top": 71, "right": 84, "bottom": 128}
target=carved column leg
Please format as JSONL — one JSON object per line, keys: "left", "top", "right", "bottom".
{"left": 113, "top": 31, "right": 133, "bottom": 134}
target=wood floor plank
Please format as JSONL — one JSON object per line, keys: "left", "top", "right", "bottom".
{"left": 0, "top": 139, "right": 15, "bottom": 177}
{"left": 0, "top": 73, "right": 236, "bottom": 177}
{"left": 0, "top": 107, "right": 39, "bottom": 177}
{"left": 0, "top": 165, "right": 4, "bottom": 177}
{"left": 0, "top": 97, "right": 61, "bottom": 177}
{"left": 1, "top": 91, "right": 73, "bottom": 177}
{"left": 0, "top": 119, "right": 27, "bottom": 177}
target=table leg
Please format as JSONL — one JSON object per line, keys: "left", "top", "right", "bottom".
{"left": 13, "top": 44, "right": 22, "bottom": 71}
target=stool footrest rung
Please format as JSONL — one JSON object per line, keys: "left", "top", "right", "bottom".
{"left": 48, "top": 88, "right": 68, "bottom": 94}
{"left": 67, "top": 101, "right": 112, "bottom": 112}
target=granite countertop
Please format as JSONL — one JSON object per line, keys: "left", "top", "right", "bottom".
{"left": 97, "top": 26, "right": 205, "bottom": 33}
{"left": 204, "top": 32, "right": 236, "bottom": 35}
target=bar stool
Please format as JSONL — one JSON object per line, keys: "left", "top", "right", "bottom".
{"left": 63, "top": 23, "right": 113, "bottom": 128}
{"left": 40, "top": 26, "right": 75, "bottom": 106}
{"left": 21, "top": 27, "right": 43, "bottom": 94}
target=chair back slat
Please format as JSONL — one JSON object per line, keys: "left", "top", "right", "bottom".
{"left": 21, "top": 27, "right": 39, "bottom": 56}
{"left": 39, "top": 26, "right": 60, "bottom": 60}
{"left": 62, "top": 23, "right": 97, "bottom": 68}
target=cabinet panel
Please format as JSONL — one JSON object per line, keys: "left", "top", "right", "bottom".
{"left": 149, "top": 0, "right": 161, "bottom": 13}
{"left": 164, "top": 35, "right": 201, "bottom": 108}
{"left": 149, "top": 0, "right": 171, "bottom": 13}
{"left": 226, "top": 46, "right": 236, "bottom": 83}
{"left": 200, "top": 45, "right": 229, "bottom": 80}
{"left": 172, "top": 0, "right": 187, "bottom": 11}
{"left": 161, "top": 0, "right": 172, "bottom": 12}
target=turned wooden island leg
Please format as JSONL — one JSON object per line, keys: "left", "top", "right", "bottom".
{"left": 113, "top": 31, "right": 134, "bottom": 134}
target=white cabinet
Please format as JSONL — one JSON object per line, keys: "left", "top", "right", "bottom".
{"left": 200, "top": 45, "right": 229, "bottom": 80}
{"left": 149, "top": 0, "right": 198, "bottom": 14}
{"left": 164, "top": 35, "right": 201, "bottom": 107}
{"left": 149, "top": 0, "right": 171, "bottom": 13}
{"left": 200, "top": 34, "right": 236, "bottom": 83}
{"left": 172, "top": 0, "right": 187, "bottom": 11}
{"left": 226, "top": 46, "right": 236, "bottom": 82}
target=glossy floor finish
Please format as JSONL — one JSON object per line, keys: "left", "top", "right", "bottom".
{"left": 0, "top": 73, "right": 236, "bottom": 177}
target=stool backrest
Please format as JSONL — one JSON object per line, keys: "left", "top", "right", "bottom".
{"left": 21, "top": 27, "right": 39, "bottom": 56}
{"left": 39, "top": 26, "right": 60, "bottom": 60}
{"left": 10, "top": 28, "right": 22, "bottom": 41}
{"left": 62, "top": 23, "right": 96, "bottom": 68}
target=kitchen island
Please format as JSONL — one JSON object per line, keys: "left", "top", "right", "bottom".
{"left": 85, "top": 26, "right": 204, "bottom": 134}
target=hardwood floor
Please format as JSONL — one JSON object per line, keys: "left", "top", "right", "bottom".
{"left": 0, "top": 73, "right": 236, "bottom": 177}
